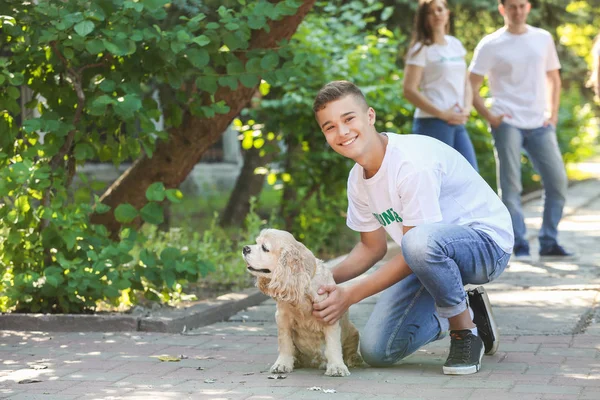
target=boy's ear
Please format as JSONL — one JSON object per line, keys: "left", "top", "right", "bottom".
{"left": 368, "top": 107, "right": 376, "bottom": 125}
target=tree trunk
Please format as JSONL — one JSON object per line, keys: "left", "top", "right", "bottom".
{"left": 219, "top": 146, "right": 273, "bottom": 228}
{"left": 90, "top": 0, "right": 316, "bottom": 237}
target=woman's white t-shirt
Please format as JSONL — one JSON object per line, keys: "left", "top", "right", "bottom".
{"left": 346, "top": 134, "right": 514, "bottom": 253}
{"left": 406, "top": 35, "right": 467, "bottom": 119}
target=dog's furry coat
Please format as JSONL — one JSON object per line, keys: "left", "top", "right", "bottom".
{"left": 243, "top": 229, "right": 362, "bottom": 376}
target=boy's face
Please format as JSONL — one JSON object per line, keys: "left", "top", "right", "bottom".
{"left": 315, "top": 95, "right": 375, "bottom": 160}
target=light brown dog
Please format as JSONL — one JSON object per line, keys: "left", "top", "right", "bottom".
{"left": 242, "top": 229, "right": 362, "bottom": 376}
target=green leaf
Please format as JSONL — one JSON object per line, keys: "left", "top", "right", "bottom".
{"left": 164, "top": 270, "right": 176, "bottom": 288}
{"left": 240, "top": 73, "right": 259, "bottom": 88}
{"left": 160, "top": 247, "right": 180, "bottom": 265}
{"left": 140, "top": 202, "right": 164, "bottom": 225}
{"left": 74, "top": 143, "right": 95, "bottom": 160}
{"left": 94, "top": 202, "right": 110, "bottom": 214}
{"left": 192, "top": 35, "right": 210, "bottom": 47}
{"left": 187, "top": 49, "right": 210, "bottom": 68}
{"left": 140, "top": 249, "right": 157, "bottom": 268}
{"left": 114, "top": 203, "right": 139, "bottom": 223}
{"left": 15, "top": 195, "right": 31, "bottom": 214}
{"left": 7, "top": 86, "right": 20, "bottom": 99}
{"left": 98, "top": 79, "right": 115, "bottom": 92}
{"left": 74, "top": 20, "right": 94, "bottom": 37}
{"left": 85, "top": 39, "right": 105, "bottom": 54}
{"left": 62, "top": 231, "right": 78, "bottom": 250}
{"left": 261, "top": 53, "right": 279, "bottom": 70}
{"left": 22, "top": 119, "right": 42, "bottom": 133}
{"left": 146, "top": 182, "right": 166, "bottom": 202}
{"left": 248, "top": 15, "right": 267, "bottom": 30}
{"left": 114, "top": 94, "right": 142, "bottom": 119}
{"left": 196, "top": 76, "right": 218, "bottom": 95}
{"left": 142, "top": 0, "right": 169, "bottom": 11}
{"left": 165, "top": 189, "right": 183, "bottom": 203}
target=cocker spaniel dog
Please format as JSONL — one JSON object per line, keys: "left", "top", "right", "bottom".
{"left": 242, "top": 229, "right": 361, "bottom": 377}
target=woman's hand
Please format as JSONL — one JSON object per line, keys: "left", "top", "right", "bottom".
{"left": 439, "top": 105, "right": 468, "bottom": 125}
{"left": 312, "top": 284, "right": 352, "bottom": 325}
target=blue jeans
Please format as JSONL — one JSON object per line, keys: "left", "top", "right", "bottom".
{"left": 490, "top": 122, "right": 568, "bottom": 249}
{"left": 412, "top": 118, "right": 479, "bottom": 171}
{"left": 360, "top": 224, "right": 510, "bottom": 367}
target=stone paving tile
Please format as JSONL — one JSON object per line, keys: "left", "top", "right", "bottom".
{"left": 511, "top": 384, "right": 582, "bottom": 395}
{"left": 467, "top": 389, "right": 542, "bottom": 400}
{"left": 6, "top": 394, "right": 80, "bottom": 400}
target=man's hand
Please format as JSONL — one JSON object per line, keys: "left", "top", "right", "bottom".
{"left": 312, "top": 284, "right": 352, "bottom": 325}
{"left": 488, "top": 113, "right": 505, "bottom": 129}
{"left": 544, "top": 114, "right": 558, "bottom": 128}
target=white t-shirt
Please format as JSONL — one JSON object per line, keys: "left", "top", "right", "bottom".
{"left": 469, "top": 26, "right": 561, "bottom": 129}
{"left": 406, "top": 35, "right": 467, "bottom": 119}
{"left": 346, "top": 134, "right": 514, "bottom": 253}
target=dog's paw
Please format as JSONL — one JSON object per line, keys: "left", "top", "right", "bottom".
{"left": 270, "top": 356, "right": 294, "bottom": 374}
{"left": 325, "top": 363, "right": 350, "bottom": 377}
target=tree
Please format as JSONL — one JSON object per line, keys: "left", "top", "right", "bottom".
{"left": 0, "top": 0, "right": 316, "bottom": 312}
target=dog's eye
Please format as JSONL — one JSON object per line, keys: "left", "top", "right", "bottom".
{"left": 261, "top": 244, "right": 269, "bottom": 252}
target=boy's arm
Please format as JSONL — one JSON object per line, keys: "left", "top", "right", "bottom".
{"left": 331, "top": 228, "right": 388, "bottom": 284}
{"left": 313, "top": 226, "right": 415, "bottom": 324}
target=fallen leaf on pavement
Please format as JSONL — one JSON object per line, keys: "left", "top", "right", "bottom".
{"left": 323, "top": 389, "right": 337, "bottom": 393}
{"left": 151, "top": 355, "right": 181, "bottom": 362}
{"left": 29, "top": 365, "right": 48, "bottom": 370}
{"left": 308, "top": 386, "right": 322, "bottom": 391}
{"left": 204, "top": 378, "right": 216, "bottom": 384}
{"left": 268, "top": 375, "right": 287, "bottom": 379}
{"left": 194, "top": 356, "right": 215, "bottom": 360}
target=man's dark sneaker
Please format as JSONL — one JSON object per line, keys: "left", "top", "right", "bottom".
{"left": 512, "top": 243, "right": 531, "bottom": 262}
{"left": 539, "top": 244, "right": 576, "bottom": 260}
{"left": 442, "top": 330, "right": 485, "bottom": 375}
{"left": 468, "top": 286, "right": 499, "bottom": 355}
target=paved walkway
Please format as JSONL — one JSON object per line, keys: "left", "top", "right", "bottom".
{"left": 1, "top": 179, "right": 600, "bottom": 399}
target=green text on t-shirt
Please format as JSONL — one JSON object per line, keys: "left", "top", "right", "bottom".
{"left": 373, "top": 208, "right": 403, "bottom": 227}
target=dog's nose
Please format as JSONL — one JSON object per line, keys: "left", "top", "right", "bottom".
{"left": 242, "top": 246, "right": 251, "bottom": 255}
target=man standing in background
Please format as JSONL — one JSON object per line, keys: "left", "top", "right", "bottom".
{"left": 469, "top": 0, "right": 573, "bottom": 261}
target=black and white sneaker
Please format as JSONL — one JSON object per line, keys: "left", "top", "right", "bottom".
{"left": 468, "top": 286, "right": 499, "bottom": 355}
{"left": 443, "top": 330, "right": 485, "bottom": 375}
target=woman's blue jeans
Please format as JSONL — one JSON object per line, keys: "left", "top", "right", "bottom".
{"left": 359, "top": 223, "right": 510, "bottom": 367}
{"left": 490, "top": 121, "right": 568, "bottom": 249}
{"left": 412, "top": 117, "right": 479, "bottom": 171}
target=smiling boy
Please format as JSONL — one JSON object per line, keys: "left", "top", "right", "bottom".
{"left": 311, "top": 80, "right": 514, "bottom": 375}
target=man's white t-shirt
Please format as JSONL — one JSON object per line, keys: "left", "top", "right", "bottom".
{"left": 406, "top": 35, "right": 467, "bottom": 119}
{"left": 346, "top": 134, "right": 514, "bottom": 253}
{"left": 469, "top": 26, "right": 561, "bottom": 129}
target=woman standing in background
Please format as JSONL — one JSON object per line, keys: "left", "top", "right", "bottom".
{"left": 403, "top": 0, "right": 478, "bottom": 170}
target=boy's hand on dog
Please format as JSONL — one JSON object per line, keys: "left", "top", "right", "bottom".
{"left": 312, "top": 285, "right": 351, "bottom": 325}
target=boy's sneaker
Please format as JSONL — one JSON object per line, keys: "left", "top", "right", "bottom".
{"left": 468, "top": 286, "right": 499, "bottom": 355}
{"left": 512, "top": 243, "right": 531, "bottom": 262}
{"left": 443, "top": 330, "right": 485, "bottom": 375}
{"left": 539, "top": 244, "right": 576, "bottom": 260}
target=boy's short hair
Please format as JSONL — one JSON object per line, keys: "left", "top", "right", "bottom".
{"left": 313, "top": 81, "right": 368, "bottom": 113}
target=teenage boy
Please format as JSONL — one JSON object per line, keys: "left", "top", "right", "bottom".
{"left": 469, "top": 0, "right": 572, "bottom": 261}
{"left": 311, "top": 80, "right": 514, "bottom": 375}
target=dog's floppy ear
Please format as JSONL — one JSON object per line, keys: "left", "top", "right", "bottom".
{"left": 268, "top": 241, "right": 315, "bottom": 305}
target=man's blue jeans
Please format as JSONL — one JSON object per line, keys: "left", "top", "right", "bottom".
{"left": 491, "top": 121, "right": 568, "bottom": 249}
{"left": 359, "top": 224, "right": 510, "bottom": 367}
{"left": 412, "top": 118, "right": 479, "bottom": 171}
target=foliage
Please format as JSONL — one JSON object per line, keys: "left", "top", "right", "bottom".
{"left": 0, "top": 0, "right": 304, "bottom": 312}
{"left": 139, "top": 197, "right": 267, "bottom": 299}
